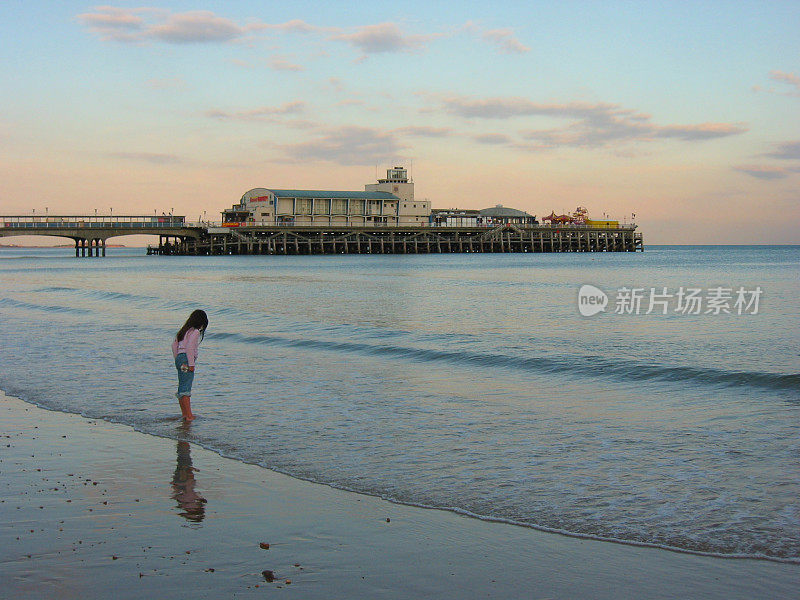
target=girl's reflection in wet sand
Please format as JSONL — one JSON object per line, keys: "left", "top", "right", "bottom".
{"left": 171, "top": 440, "right": 207, "bottom": 523}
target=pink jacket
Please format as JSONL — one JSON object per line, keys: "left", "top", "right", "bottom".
{"left": 172, "top": 328, "right": 201, "bottom": 367}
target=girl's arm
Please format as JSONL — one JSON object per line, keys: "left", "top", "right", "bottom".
{"left": 184, "top": 329, "right": 200, "bottom": 368}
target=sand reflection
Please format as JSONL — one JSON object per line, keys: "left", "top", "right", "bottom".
{"left": 171, "top": 440, "right": 207, "bottom": 523}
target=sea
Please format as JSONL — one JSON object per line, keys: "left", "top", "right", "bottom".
{"left": 0, "top": 245, "right": 798, "bottom": 562}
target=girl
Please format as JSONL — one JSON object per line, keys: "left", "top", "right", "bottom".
{"left": 171, "top": 309, "right": 208, "bottom": 421}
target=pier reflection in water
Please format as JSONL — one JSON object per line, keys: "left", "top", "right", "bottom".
{"left": 171, "top": 441, "right": 207, "bottom": 523}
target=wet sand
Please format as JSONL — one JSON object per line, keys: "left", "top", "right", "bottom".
{"left": 1, "top": 391, "right": 797, "bottom": 599}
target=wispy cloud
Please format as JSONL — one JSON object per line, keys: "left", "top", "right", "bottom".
{"left": 653, "top": 123, "right": 747, "bottom": 141}
{"left": 149, "top": 11, "right": 250, "bottom": 43}
{"left": 482, "top": 28, "right": 529, "bottom": 54}
{"left": 331, "top": 22, "right": 442, "bottom": 59}
{"left": 437, "top": 95, "right": 746, "bottom": 148}
{"left": 394, "top": 126, "right": 453, "bottom": 138}
{"left": 228, "top": 58, "right": 255, "bottom": 69}
{"left": 76, "top": 6, "right": 149, "bottom": 42}
{"left": 78, "top": 7, "right": 280, "bottom": 44}
{"left": 461, "top": 22, "right": 529, "bottom": 55}
{"left": 753, "top": 71, "right": 800, "bottom": 98}
{"left": 78, "top": 7, "right": 438, "bottom": 57}
{"left": 734, "top": 140, "right": 800, "bottom": 180}
{"left": 733, "top": 165, "right": 790, "bottom": 180}
{"left": 257, "top": 19, "right": 327, "bottom": 34}
{"left": 77, "top": 8, "right": 527, "bottom": 66}
{"left": 440, "top": 97, "right": 632, "bottom": 120}
{"left": 474, "top": 133, "right": 512, "bottom": 144}
{"left": 269, "top": 55, "right": 304, "bottom": 72}
{"left": 769, "top": 70, "right": 800, "bottom": 96}
{"left": 278, "top": 126, "right": 405, "bottom": 165}
{"left": 764, "top": 140, "right": 800, "bottom": 160}
{"left": 205, "top": 102, "right": 305, "bottom": 121}
{"left": 108, "top": 152, "right": 183, "bottom": 165}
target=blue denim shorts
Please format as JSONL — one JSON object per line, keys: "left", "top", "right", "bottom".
{"left": 175, "top": 353, "right": 194, "bottom": 398}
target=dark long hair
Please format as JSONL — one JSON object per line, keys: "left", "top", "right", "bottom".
{"left": 176, "top": 309, "right": 208, "bottom": 342}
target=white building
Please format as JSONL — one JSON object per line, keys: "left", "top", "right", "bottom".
{"left": 223, "top": 167, "right": 430, "bottom": 226}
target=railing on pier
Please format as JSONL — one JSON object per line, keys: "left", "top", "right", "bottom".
{"left": 0, "top": 215, "right": 187, "bottom": 229}
{"left": 216, "top": 221, "right": 639, "bottom": 230}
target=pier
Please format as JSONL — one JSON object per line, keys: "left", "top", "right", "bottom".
{"left": 0, "top": 215, "right": 197, "bottom": 257}
{"left": 1, "top": 217, "right": 643, "bottom": 256}
{"left": 151, "top": 223, "right": 643, "bottom": 255}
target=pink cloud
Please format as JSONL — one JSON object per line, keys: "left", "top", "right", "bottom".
{"left": 437, "top": 95, "right": 746, "bottom": 148}
{"left": 148, "top": 11, "right": 246, "bottom": 43}
{"left": 482, "top": 29, "right": 529, "bottom": 54}
{"left": 769, "top": 70, "right": 800, "bottom": 96}
{"left": 394, "top": 126, "right": 453, "bottom": 138}
{"left": 764, "top": 141, "right": 800, "bottom": 160}
{"left": 78, "top": 7, "right": 283, "bottom": 44}
{"left": 205, "top": 102, "right": 306, "bottom": 121}
{"left": 331, "top": 22, "right": 442, "bottom": 57}
{"left": 279, "top": 125, "right": 406, "bottom": 165}
{"left": 269, "top": 56, "right": 304, "bottom": 72}
{"left": 733, "top": 165, "right": 790, "bottom": 180}
{"left": 76, "top": 6, "right": 147, "bottom": 42}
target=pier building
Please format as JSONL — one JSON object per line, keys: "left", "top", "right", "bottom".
{"left": 223, "top": 167, "right": 431, "bottom": 227}
{"left": 430, "top": 206, "right": 538, "bottom": 227}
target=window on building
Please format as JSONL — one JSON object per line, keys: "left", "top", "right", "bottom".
{"left": 314, "top": 199, "right": 330, "bottom": 215}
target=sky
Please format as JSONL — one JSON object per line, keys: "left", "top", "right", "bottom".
{"left": 1, "top": 1, "right": 799, "bottom": 244}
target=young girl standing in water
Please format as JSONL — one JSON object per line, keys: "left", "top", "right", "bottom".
{"left": 172, "top": 310, "right": 208, "bottom": 421}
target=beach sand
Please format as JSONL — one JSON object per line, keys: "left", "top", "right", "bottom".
{"left": 1, "top": 391, "right": 797, "bottom": 599}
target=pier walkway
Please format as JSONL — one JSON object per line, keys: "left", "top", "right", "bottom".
{"left": 0, "top": 215, "right": 198, "bottom": 256}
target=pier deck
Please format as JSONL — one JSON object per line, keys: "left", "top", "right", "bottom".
{"left": 153, "top": 224, "right": 643, "bottom": 255}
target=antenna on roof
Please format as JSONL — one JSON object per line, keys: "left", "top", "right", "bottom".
{"left": 410, "top": 159, "right": 413, "bottom": 182}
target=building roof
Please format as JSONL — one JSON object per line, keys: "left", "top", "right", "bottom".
{"left": 246, "top": 188, "right": 399, "bottom": 201}
{"left": 479, "top": 205, "right": 535, "bottom": 218}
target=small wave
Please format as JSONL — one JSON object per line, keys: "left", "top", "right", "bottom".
{"left": 3, "top": 386, "right": 797, "bottom": 564}
{"left": 209, "top": 331, "right": 800, "bottom": 393}
{"left": 32, "top": 286, "right": 163, "bottom": 305}
{"left": 0, "top": 297, "right": 92, "bottom": 315}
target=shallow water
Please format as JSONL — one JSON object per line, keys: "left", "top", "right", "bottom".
{"left": 0, "top": 245, "right": 798, "bottom": 561}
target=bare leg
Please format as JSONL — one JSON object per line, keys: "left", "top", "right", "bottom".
{"left": 178, "top": 395, "right": 195, "bottom": 421}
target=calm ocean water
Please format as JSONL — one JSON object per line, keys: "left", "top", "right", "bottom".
{"left": 0, "top": 245, "right": 798, "bottom": 561}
